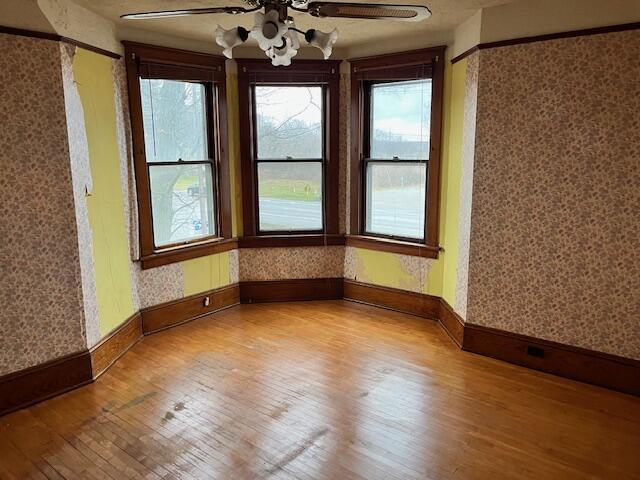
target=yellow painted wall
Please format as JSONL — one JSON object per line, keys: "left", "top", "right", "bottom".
{"left": 73, "top": 48, "right": 135, "bottom": 337}
{"left": 437, "top": 59, "right": 467, "bottom": 305}
{"left": 226, "top": 73, "right": 243, "bottom": 237}
{"left": 182, "top": 252, "right": 232, "bottom": 297}
{"left": 350, "top": 248, "right": 425, "bottom": 292}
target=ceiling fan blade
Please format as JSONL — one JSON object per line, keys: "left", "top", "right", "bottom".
{"left": 307, "top": 2, "right": 431, "bottom": 21}
{"left": 121, "top": 6, "right": 250, "bottom": 20}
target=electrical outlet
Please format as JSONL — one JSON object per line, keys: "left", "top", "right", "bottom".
{"left": 203, "top": 296, "right": 210, "bottom": 307}
{"left": 526, "top": 345, "right": 545, "bottom": 358}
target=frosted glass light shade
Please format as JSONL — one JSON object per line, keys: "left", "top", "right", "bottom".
{"left": 215, "top": 25, "right": 249, "bottom": 58}
{"left": 251, "top": 10, "right": 288, "bottom": 50}
{"left": 305, "top": 28, "right": 338, "bottom": 59}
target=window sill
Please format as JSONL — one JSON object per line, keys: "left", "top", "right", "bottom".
{"left": 140, "top": 237, "right": 238, "bottom": 269}
{"left": 238, "top": 234, "right": 345, "bottom": 249}
{"left": 345, "top": 235, "right": 440, "bottom": 259}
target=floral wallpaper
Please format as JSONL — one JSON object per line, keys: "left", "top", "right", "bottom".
{"left": 0, "top": 35, "right": 87, "bottom": 375}
{"left": 339, "top": 70, "right": 349, "bottom": 234}
{"left": 454, "top": 52, "right": 479, "bottom": 320}
{"left": 229, "top": 249, "right": 240, "bottom": 284}
{"left": 112, "top": 58, "right": 141, "bottom": 312}
{"left": 112, "top": 58, "right": 141, "bottom": 263}
{"left": 466, "top": 31, "right": 640, "bottom": 360}
{"left": 240, "top": 247, "right": 345, "bottom": 281}
{"left": 136, "top": 262, "right": 184, "bottom": 309}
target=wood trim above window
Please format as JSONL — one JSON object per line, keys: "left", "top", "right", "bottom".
{"left": 123, "top": 42, "right": 232, "bottom": 269}
{"left": 348, "top": 46, "right": 445, "bottom": 258}
{"left": 236, "top": 59, "right": 341, "bottom": 245}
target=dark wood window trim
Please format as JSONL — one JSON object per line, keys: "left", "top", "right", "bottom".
{"left": 348, "top": 47, "right": 445, "bottom": 259}
{"left": 236, "top": 59, "right": 341, "bottom": 248}
{"left": 123, "top": 42, "right": 232, "bottom": 269}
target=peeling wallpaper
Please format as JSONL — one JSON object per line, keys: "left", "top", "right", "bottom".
{"left": 340, "top": 63, "right": 465, "bottom": 300}
{"left": 0, "top": 35, "right": 87, "bottom": 375}
{"left": 439, "top": 59, "right": 467, "bottom": 307}
{"left": 453, "top": 52, "right": 479, "bottom": 320}
{"left": 466, "top": 31, "right": 640, "bottom": 359}
{"left": 112, "top": 58, "right": 141, "bottom": 312}
{"left": 60, "top": 43, "right": 100, "bottom": 346}
{"left": 134, "top": 250, "right": 237, "bottom": 308}
{"left": 73, "top": 48, "right": 136, "bottom": 339}
{"left": 344, "top": 247, "right": 435, "bottom": 293}
{"left": 112, "top": 58, "right": 140, "bottom": 263}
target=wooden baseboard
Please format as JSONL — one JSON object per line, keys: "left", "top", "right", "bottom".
{"left": 0, "top": 351, "right": 93, "bottom": 416}
{"left": 343, "top": 279, "right": 440, "bottom": 319}
{"left": 240, "top": 278, "right": 344, "bottom": 303}
{"left": 90, "top": 313, "right": 143, "bottom": 378}
{"left": 141, "top": 283, "right": 240, "bottom": 335}
{"left": 438, "top": 299, "right": 465, "bottom": 347}
{"left": 1, "top": 285, "right": 240, "bottom": 416}
{"left": 3, "top": 280, "right": 638, "bottom": 417}
{"left": 463, "top": 323, "right": 640, "bottom": 397}
{"left": 344, "top": 289, "right": 639, "bottom": 397}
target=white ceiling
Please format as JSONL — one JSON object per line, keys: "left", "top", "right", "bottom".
{"left": 75, "top": 0, "right": 514, "bottom": 51}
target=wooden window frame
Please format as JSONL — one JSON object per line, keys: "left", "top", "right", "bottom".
{"left": 348, "top": 47, "right": 445, "bottom": 259}
{"left": 123, "top": 42, "right": 234, "bottom": 269}
{"left": 237, "top": 59, "right": 341, "bottom": 247}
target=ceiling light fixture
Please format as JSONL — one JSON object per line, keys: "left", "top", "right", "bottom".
{"left": 122, "top": 1, "right": 431, "bottom": 67}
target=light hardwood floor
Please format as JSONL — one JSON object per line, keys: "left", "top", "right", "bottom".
{"left": 1, "top": 300, "right": 639, "bottom": 479}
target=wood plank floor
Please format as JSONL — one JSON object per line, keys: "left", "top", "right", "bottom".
{"left": 1, "top": 300, "right": 639, "bottom": 480}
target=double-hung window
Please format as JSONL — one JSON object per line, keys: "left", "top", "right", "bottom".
{"left": 124, "top": 42, "right": 233, "bottom": 268}
{"left": 237, "top": 60, "right": 341, "bottom": 247}
{"left": 350, "top": 47, "right": 445, "bottom": 257}
{"left": 254, "top": 85, "right": 324, "bottom": 233}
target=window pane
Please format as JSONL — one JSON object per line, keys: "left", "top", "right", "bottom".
{"left": 370, "top": 79, "right": 432, "bottom": 160}
{"left": 149, "top": 163, "right": 215, "bottom": 247}
{"left": 255, "top": 86, "right": 323, "bottom": 159}
{"left": 140, "top": 79, "right": 208, "bottom": 162}
{"left": 258, "top": 162, "right": 323, "bottom": 231}
{"left": 365, "top": 163, "right": 426, "bottom": 240}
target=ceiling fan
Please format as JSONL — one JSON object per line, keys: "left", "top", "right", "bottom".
{"left": 121, "top": 0, "right": 432, "bottom": 66}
